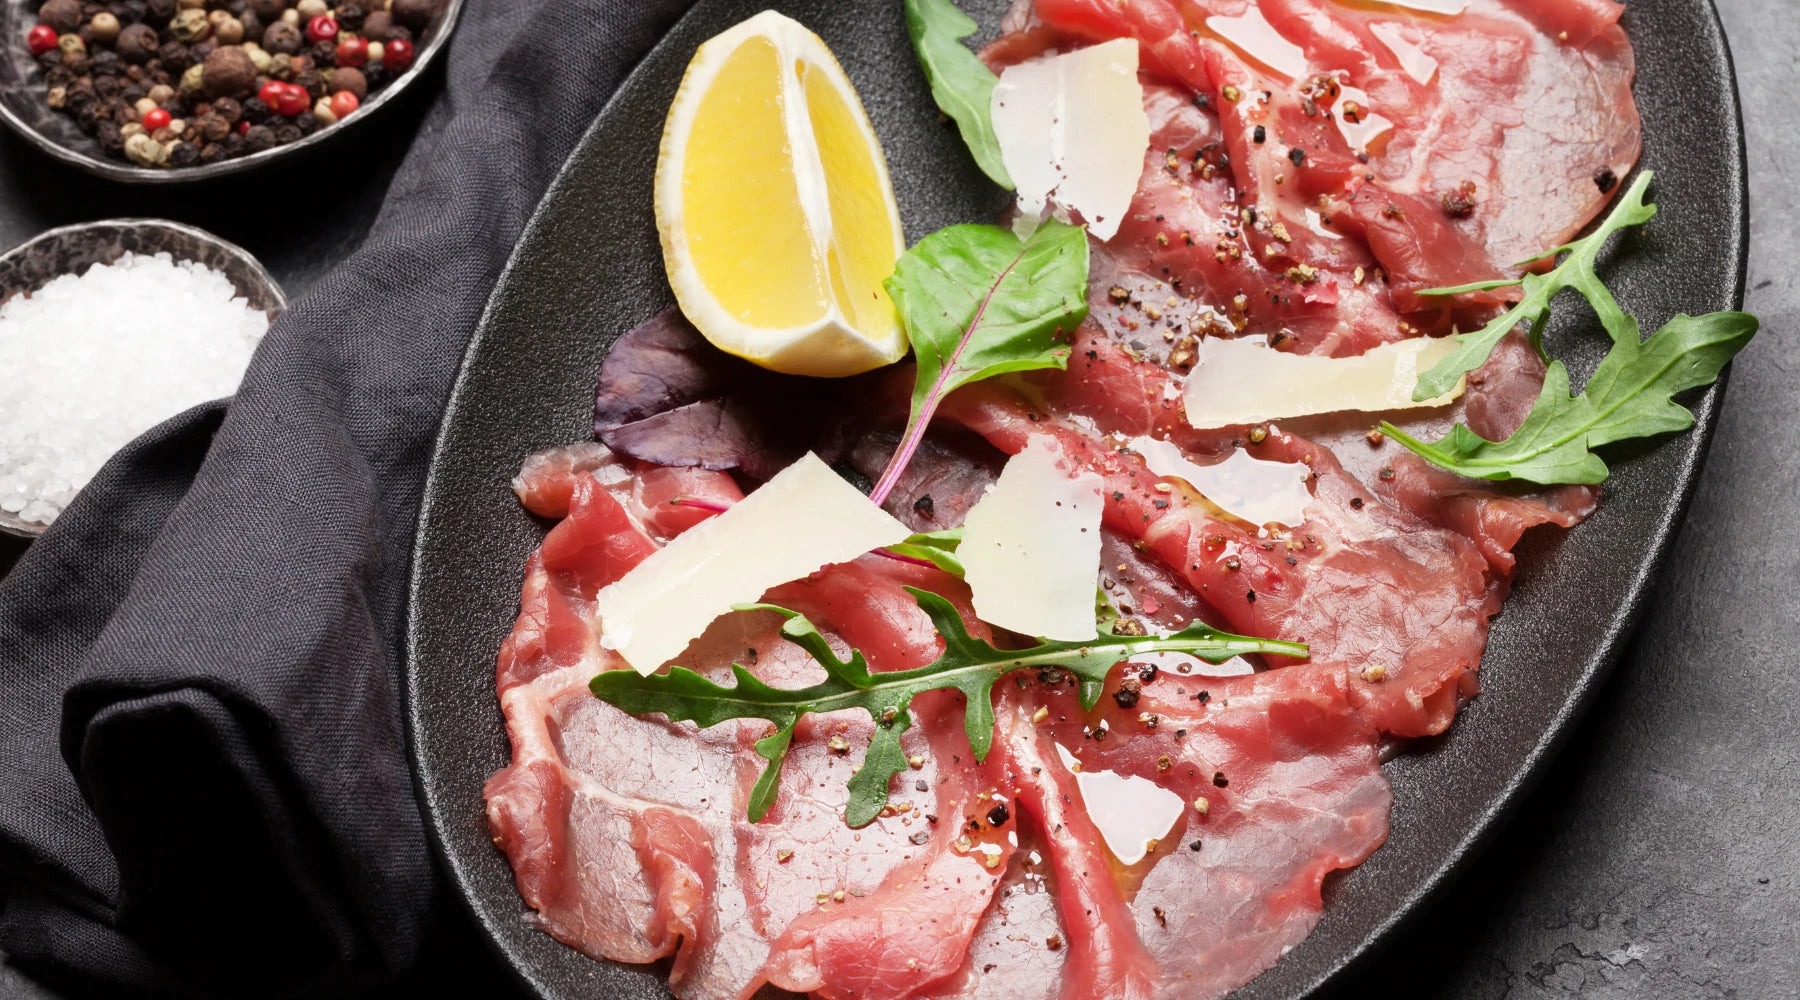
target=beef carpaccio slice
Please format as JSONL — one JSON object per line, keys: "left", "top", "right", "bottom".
{"left": 484, "top": 0, "right": 1635, "bottom": 995}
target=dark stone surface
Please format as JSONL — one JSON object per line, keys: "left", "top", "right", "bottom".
{"left": 1, "top": 0, "right": 1794, "bottom": 996}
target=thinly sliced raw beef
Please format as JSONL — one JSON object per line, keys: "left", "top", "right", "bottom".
{"left": 487, "top": 450, "right": 1017, "bottom": 1000}
{"left": 1000, "top": 0, "right": 1639, "bottom": 317}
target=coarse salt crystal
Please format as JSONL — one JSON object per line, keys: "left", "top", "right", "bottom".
{"left": 0, "top": 251, "right": 269, "bottom": 527}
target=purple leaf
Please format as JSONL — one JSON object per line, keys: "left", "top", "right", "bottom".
{"left": 593, "top": 309, "right": 848, "bottom": 481}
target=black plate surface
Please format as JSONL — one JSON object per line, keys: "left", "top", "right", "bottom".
{"left": 405, "top": 2, "right": 1748, "bottom": 998}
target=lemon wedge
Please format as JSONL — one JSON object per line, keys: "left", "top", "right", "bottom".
{"left": 654, "top": 11, "right": 908, "bottom": 377}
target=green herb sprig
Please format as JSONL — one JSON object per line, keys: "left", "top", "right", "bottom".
{"left": 590, "top": 588, "right": 1305, "bottom": 827}
{"left": 869, "top": 220, "right": 1089, "bottom": 505}
{"left": 903, "top": 0, "right": 1013, "bottom": 189}
{"left": 1387, "top": 171, "right": 1758, "bottom": 484}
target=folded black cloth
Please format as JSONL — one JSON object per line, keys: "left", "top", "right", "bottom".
{"left": 0, "top": 0, "right": 692, "bottom": 993}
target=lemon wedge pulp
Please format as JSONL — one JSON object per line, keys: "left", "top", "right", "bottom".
{"left": 654, "top": 11, "right": 908, "bottom": 377}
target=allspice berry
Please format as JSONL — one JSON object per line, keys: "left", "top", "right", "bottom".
{"left": 262, "top": 20, "right": 303, "bottom": 54}
{"left": 89, "top": 11, "right": 120, "bottom": 43}
{"left": 169, "top": 9, "right": 211, "bottom": 43}
{"left": 201, "top": 45, "right": 256, "bottom": 98}
{"left": 391, "top": 0, "right": 435, "bottom": 31}
{"left": 360, "top": 10, "right": 393, "bottom": 42}
{"left": 36, "top": 0, "right": 82, "bottom": 34}
{"left": 116, "top": 23, "right": 159, "bottom": 63}
{"left": 325, "top": 66, "right": 366, "bottom": 101}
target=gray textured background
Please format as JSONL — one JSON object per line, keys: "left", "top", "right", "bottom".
{"left": 0, "top": 0, "right": 1793, "bottom": 996}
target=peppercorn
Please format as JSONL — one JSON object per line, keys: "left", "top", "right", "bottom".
{"left": 272, "top": 122, "right": 300, "bottom": 144}
{"left": 238, "top": 10, "right": 263, "bottom": 44}
{"left": 310, "top": 95, "right": 336, "bottom": 126}
{"left": 334, "top": 2, "right": 366, "bottom": 30}
{"left": 242, "top": 122, "right": 274, "bottom": 151}
{"left": 46, "top": 85, "right": 67, "bottom": 109}
{"left": 274, "top": 81, "right": 308, "bottom": 115}
{"left": 214, "top": 16, "right": 244, "bottom": 44}
{"left": 170, "top": 8, "right": 209, "bottom": 41}
{"left": 44, "top": 64, "right": 76, "bottom": 89}
{"left": 262, "top": 19, "right": 301, "bottom": 53}
{"left": 143, "top": 0, "right": 174, "bottom": 24}
{"left": 201, "top": 45, "right": 255, "bottom": 98}
{"left": 178, "top": 61, "right": 205, "bottom": 95}
{"left": 391, "top": 0, "right": 434, "bottom": 30}
{"left": 123, "top": 131, "right": 162, "bottom": 165}
{"left": 360, "top": 62, "right": 386, "bottom": 88}
{"left": 145, "top": 36, "right": 182, "bottom": 64}
{"left": 195, "top": 111, "right": 229, "bottom": 141}
{"left": 292, "top": 109, "right": 317, "bottom": 133}
{"left": 95, "top": 74, "right": 122, "bottom": 99}
{"left": 115, "top": 23, "right": 157, "bottom": 63}
{"left": 38, "top": 0, "right": 83, "bottom": 34}
{"left": 293, "top": 69, "right": 324, "bottom": 99}
{"left": 96, "top": 120, "right": 124, "bottom": 154}
{"left": 986, "top": 802, "right": 1009, "bottom": 826}
{"left": 198, "top": 141, "right": 224, "bottom": 163}
{"left": 327, "top": 65, "right": 366, "bottom": 100}
{"left": 326, "top": 88, "right": 357, "bottom": 119}
{"left": 141, "top": 106, "right": 170, "bottom": 130}
{"left": 247, "top": 0, "right": 284, "bottom": 20}
{"left": 166, "top": 139, "right": 198, "bottom": 166}
{"left": 267, "top": 51, "right": 291, "bottom": 78}
{"left": 296, "top": 0, "right": 327, "bottom": 16}
{"left": 382, "top": 36, "right": 413, "bottom": 72}
{"left": 239, "top": 94, "right": 269, "bottom": 122}
{"left": 211, "top": 95, "right": 241, "bottom": 122}
{"left": 307, "top": 38, "right": 334, "bottom": 63}
{"left": 88, "top": 10, "right": 121, "bottom": 43}
{"left": 305, "top": 14, "right": 336, "bottom": 42}
{"left": 91, "top": 48, "right": 119, "bottom": 75}
{"left": 334, "top": 34, "right": 367, "bottom": 68}
{"left": 359, "top": 9, "right": 392, "bottom": 41}
{"left": 56, "top": 32, "right": 85, "bottom": 58}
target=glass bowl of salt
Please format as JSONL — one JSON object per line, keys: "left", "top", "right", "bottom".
{"left": 0, "top": 218, "right": 285, "bottom": 538}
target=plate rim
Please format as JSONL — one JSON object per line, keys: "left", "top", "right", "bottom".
{"left": 403, "top": 1, "right": 1751, "bottom": 996}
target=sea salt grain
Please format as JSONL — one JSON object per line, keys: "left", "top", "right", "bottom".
{"left": 0, "top": 252, "right": 269, "bottom": 527}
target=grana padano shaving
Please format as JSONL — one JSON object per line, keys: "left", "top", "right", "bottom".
{"left": 990, "top": 39, "right": 1150, "bottom": 242}
{"left": 595, "top": 453, "right": 909, "bottom": 674}
{"left": 1184, "top": 335, "right": 1463, "bottom": 430}
{"left": 960, "top": 435, "right": 1103, "bottom": 641}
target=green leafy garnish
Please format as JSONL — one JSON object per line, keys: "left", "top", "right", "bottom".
{"left": 589, "top": 588, "right": 1304, "bottom": 827}
{"left": 1387, "top": 170, "right": 1758, "bottom": 484}
{"left": 903, "top": 0, "right": 1013, "bottom": 189}
{"left": 1382, "top": 311, "right": 1756, "bottom": 484}
{"left": 869, "top": 220, "right": 1090, "bottom": 505}
{"left": 1410, "top": 171, "right": 1660, "bottom": 402}
{"left": 881, "top": 528, "right": 966, "bottom": 577}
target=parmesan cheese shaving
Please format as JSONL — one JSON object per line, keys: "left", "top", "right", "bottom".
{"left": 990, "top": 39, "right": 1150, "bottom": 242}
{"left": 1054, "top": 743, "right": 1184, "bottom": 867}
{"left": 1130, "top": 436, "right": 1312, "bottom": 529}
{"left": 961, "top": 435, "right": 1103, "bottom": 640}
{"left": 1184, "top": 335, "right": 1463, "bottom": 429}
{"left": 595, "top": 453, "right": 909, "bottom": 674}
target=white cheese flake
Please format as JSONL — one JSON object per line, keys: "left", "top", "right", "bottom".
{"left": 1054, "top": 744, "right": 1184, "bottom": 867}
{"left": 990, "top": 39, "right": 1150, "bottom": 242}
{"left": 1130, "top": 435, "right": 1312, "bottom": 530}
{"left": 595, "top": 453, "right": 909, "bottom": 674}
{"left": 1183, "top": 335, "right": 1463, "bottom": 430}
{"left": 961, "top": 435, "right": 1102, "bottom": 641}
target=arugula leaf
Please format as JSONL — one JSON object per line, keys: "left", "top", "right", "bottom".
{"left": 1411, "top": 171, "right": 1658, "bottom": 401}
{"left": 903, "top": 0, "right": 1013, "bottom": 189}
{"left": 869, "top": 220, "right": 1090, "bottom": 505}
{"left": 590, "top": 587, "right": 1305, "bottom": 827}
{"left": 881, "top": 528, "right": 966, "bottom": 577}
{"left": 1382, "top": 311, "right": 1757, "bottom": 484}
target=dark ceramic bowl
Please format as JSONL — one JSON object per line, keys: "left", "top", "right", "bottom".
{"left": 0, "top": 217, "right": 285, "bottom": 537}
{"left": 0, "top": 0, "right": 462, "bottom": 184}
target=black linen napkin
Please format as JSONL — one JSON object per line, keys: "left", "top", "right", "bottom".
{"left": 0, "top": 0, "right": 693, "bottom": 993}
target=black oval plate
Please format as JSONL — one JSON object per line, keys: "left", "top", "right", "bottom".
{"left": 405, "top": 2, "right": 1748, "bottom": 998}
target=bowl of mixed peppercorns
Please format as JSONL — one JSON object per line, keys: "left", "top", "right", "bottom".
{"left": 0, "top": 0, "right": 461, "bottom": 181}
